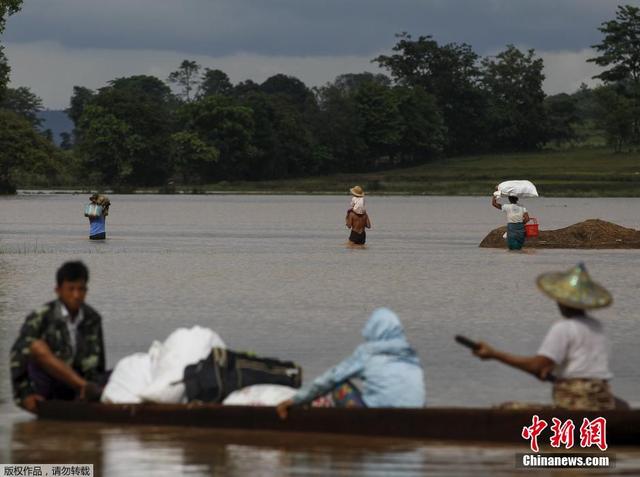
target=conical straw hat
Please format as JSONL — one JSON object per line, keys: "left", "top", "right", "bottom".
{"left": 536, "top": 263, "right": 612, "bottom": 310}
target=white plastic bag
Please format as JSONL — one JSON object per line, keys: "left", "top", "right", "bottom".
{"left": 496, "top": 180, "right": 539, "bottom": 198}
{"left": 222, "top": 384, "right": 298, "bottom": 406}
{"left": 101, "top": 341, "right": 162, "bottom": 403}
{"left": 138, "top": 326, "right": 225, "bottom": 403}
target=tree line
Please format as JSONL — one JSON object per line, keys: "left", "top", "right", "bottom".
{"left": 2, "top": 2, "right": 640, "bottom": 192}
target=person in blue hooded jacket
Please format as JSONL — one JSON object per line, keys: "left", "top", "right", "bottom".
{"left": 276, "top": 308, "right": 426, "bottom": 418}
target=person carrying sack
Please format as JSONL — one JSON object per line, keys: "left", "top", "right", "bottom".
{"left": 85, "top": 193, "right": 110, "bottom": 240}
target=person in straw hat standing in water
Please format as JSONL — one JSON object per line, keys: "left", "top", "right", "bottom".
{"left": 346, "top": 185, "right": 371, "bottom": 245}
{"left": 470, "top": 263, "right": 620, "bottom": 410}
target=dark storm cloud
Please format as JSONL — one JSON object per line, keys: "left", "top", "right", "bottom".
{"left": 4, "top": 0, "right": 639, "bottom": 57}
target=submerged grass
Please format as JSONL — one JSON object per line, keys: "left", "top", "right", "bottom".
{"left": 0, "top": 240, "right": 48, "bottom": 255}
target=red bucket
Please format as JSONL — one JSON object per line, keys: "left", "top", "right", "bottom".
{"left": 525, "top": 218, "right": 539, "bottom": 238}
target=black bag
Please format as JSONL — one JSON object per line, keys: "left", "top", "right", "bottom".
{"left": 183, "top": 348, "right": 303, "bottom": 403}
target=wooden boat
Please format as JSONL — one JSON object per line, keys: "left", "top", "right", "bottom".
{"left": 38, "top": 401, "right": 640, "bottom": 445}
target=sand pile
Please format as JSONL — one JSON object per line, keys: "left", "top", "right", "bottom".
{"left": 479, "top": 219, "right": 640, "bottom": 249}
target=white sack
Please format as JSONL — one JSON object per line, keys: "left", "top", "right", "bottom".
{"left": 222, "top": 384, "right": 298, "bottom": 406}
{"left": 101, "top": 341, "right": 161, "bottom": 403}
{"left": 138, "top": 326, "right": 225, "bottom": 403}
{"left": 497, "top": 180, "right": 539, "bottom": 198}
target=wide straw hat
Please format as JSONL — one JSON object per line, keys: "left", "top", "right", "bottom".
{"left": 536, "top": 263, "right": 612, "bottom": 310}
{"left": 350, "top": 185, "right": 365, "bottom": 197}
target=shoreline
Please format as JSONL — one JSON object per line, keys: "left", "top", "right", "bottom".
{"left": 12, "top": 189, "right": 640, "bottom": 198}
{"left": 5, "top": 148, "right": 640, "bottom": 198}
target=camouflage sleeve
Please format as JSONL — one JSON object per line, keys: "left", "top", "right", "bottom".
{"left": 9, "top": 309, "right": 45, "bottom": 405}
{"left": 78, "top": 314, "right": 106, "bottom": 380}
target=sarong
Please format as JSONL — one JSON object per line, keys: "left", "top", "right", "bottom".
{"left": 349, "top": 230, "right": 366, "bottom": 245}
{"left": 553, "top": 378, "right": 615, "bottom": 411}
{"left": 311, "top": 381, "right": 366, "bottom": 408}
{"left": 27, "top": 362, "right": 76, "bottom": 400}
{"left": 506, "top": 222, "right": 525, "bottom": 250}
{"left": 90, "top": 232, "right": 106, "bottom": 240}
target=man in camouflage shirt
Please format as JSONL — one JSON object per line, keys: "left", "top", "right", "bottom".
{"left": 10, "top": 261, "right": 106, "bottom": 413}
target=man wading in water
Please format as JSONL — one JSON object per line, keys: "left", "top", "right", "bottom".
{"left": 346, "top": 209, "right": 371, "bottom": 245}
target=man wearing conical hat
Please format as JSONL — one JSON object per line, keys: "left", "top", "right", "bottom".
{"left": 472, "top": 263, "right": 617, "bottom": 411}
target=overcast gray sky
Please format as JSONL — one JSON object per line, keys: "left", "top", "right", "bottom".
{"left": 2, "top": 0, "right": 637, "bottom": 109}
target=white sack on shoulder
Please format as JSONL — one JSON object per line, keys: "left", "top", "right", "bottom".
{"left": 101, "top": 340, "right": 162, "bottom": 404}
{"left": 223, "top": 384, "right": 298, "bottom": 406}
{"left": 139, "top": 326, "right": 225, "bottom": 403}
{"left": 497, "top": 180, "right": 538, "bottom": 198}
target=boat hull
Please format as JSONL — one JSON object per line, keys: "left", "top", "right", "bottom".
{"left": 37, "top": 401, "right": 640, "bottom": 445}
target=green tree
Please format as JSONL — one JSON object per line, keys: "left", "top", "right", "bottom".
{"left": 393, "top": 86, "right": 446, "bottom": 164}
{"left": 544, "top": 93, "right": 580, "bottom": 146}
{"left": 67, "top": 86, "right": 95, "bottom": 126}
{"left": 0, "top": 46, "right": 9, "bottom": 102}
{"left": 1, "top": 0, "right": 23, "bottom": 101}
{"left": 233, "top": 79, "right": 261, "bottom": 98}
{"left": 67, "top": 86, "right": 95, "bottom": 144}
{"left": 260, "top": 74, "right": 316, "bottom": 112}
{"left": 77, "top": 105, "right": 143, "bottom": 186}
{"left": 199, "top": 68, "right": 233, "bottom": 97}
{"left": 167, "top": 60, "right": 201, "bottom": 102}
{"left": 1, "top": 86, "right": 43, "bottom": 127}
{"left": 594, "top": 85, "right": 634, "bottom": 152}
{"left": 353, "top": 80, "right": 402, "bottom": 167}
{"left": 589, "top": 5, "right": 640, "bottom": 144}
{"left": 236, "top": 91, "right": 319, "bottom": 179}
{"left": 0, "top": 109, "right": 60, "bottom": 193}
{"left": 59, "top": 131, "right": 73, "bottom": 150}
{"left": 179, "top": 95, "right": 255, "bottom": 180}
{"left": 169, "top": 131, "right": 219, "bottom": 183}
{"left": 333, "top": 73, "right": 391, "bottom": 94}
{"left": 375, "top": 33, "right": 487, "bottom": 154}
{"left": 75, "top": 75, "right": 177, "bottom": 186}
{"left": 589, "top": 5, "right": 640, "bottom": 84}
{"left": 315, "top": 80, "right": 367, "bottom": 172}
{"left": 481, "top": 45, "right": 547, "bottom": 151}
{"left": 0, "top": 0, "right": 22, "bottom": 33}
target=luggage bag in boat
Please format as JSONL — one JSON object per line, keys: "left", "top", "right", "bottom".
{"left": 183, "top": 348, "right": 302, "bottom": 403}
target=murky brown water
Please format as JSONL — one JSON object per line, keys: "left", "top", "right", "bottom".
{"left": 1, "top": 194, "right": 639, "bottom": 475}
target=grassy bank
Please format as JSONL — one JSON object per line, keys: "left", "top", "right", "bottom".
{"left": 16, "top": 147, "right": 640, "bottom": 197}
{"left": 193, "top": 148, "right": 640, "bottom": 197}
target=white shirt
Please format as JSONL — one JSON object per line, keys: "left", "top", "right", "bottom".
{"left": 350, "top": 196, "right": 365, "bottom": 215}
{"left": 537, "top": 316, "right": 612, "bottom": 380}
{"left": 59, "top": 302, "right": 84, "bottom": 357}
{"left": 501, "top": 203, "right": 527, "bottom": 223}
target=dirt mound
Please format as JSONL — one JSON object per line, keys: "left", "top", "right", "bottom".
{"left": 479, "top": 219, "right": 640, "bottom": 249}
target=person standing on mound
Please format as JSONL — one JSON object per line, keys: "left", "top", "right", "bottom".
{"left": 492, "top": 191, "right": 530, "bottom": 250}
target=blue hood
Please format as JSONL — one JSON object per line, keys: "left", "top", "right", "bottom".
{"left": 362, "top": 307, "right": 406, "bottom": 342}
{"left": 361, "top": 308, "right": 418, "bottom": 359}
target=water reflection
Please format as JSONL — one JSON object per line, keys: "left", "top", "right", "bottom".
{"left": 11, "top": 419, "right": 640, "bottom": 476}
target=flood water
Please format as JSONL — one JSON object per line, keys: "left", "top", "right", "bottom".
{"left": 1, "top": 194, "right": 639, "bottom": 476}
